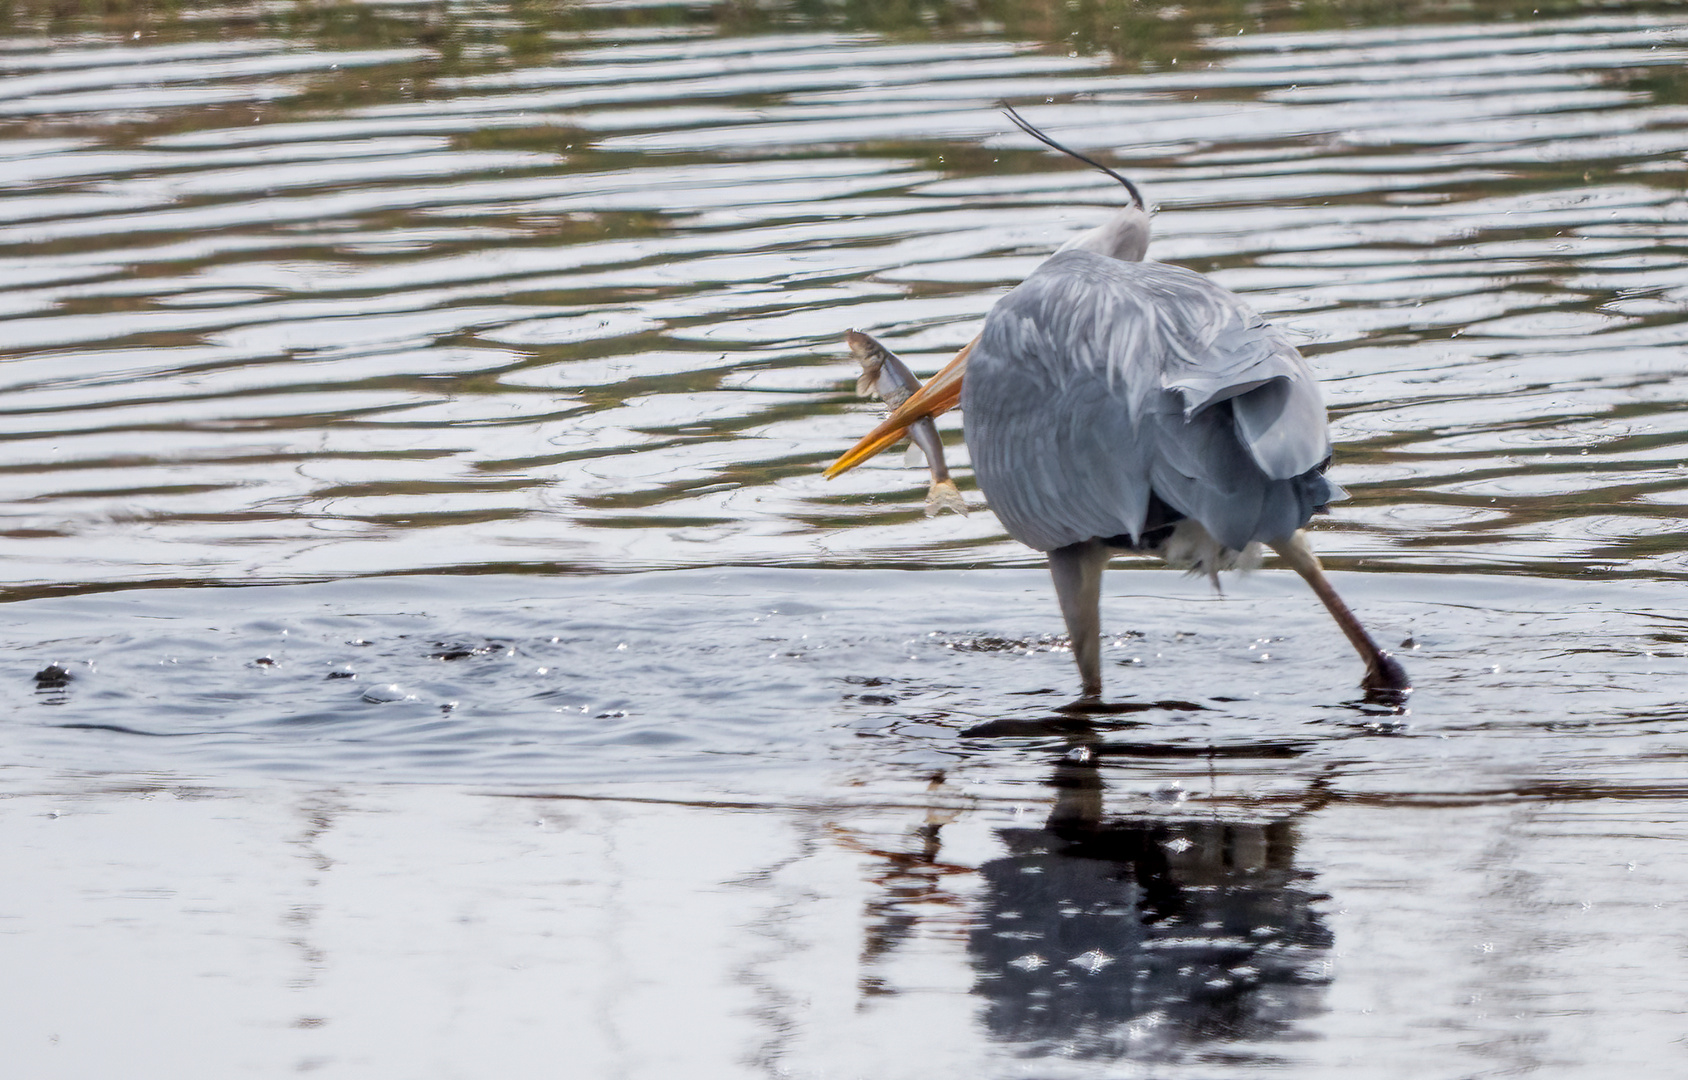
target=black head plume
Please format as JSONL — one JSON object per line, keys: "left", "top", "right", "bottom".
{"left": 1001, "top": 103, "right": 1144, "bottom": 211}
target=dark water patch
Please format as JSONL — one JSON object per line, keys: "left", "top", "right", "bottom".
{"left": 0, "top": 569, "right": 1683, "bottom": 811}
{"left": 32, "top": 663, "right": 72, "bottom": 688}
{"left": 53, "top": 721, "right": 231, "bottom": 738}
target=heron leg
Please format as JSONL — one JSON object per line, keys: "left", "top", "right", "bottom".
{"left": 1048, "top": 539, "right": 1112, "bottom": 699}
{"left": 1269, "top": 531, "right": 1410, "bottom": 698}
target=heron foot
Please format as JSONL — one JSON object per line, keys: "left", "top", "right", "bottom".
{"left": 1056, "top": 690, "right": 1105, "bottom": 715}
{"left": 1361, "top": 651, "right": 1411, "bottom": 705}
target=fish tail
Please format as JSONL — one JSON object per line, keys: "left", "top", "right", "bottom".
{"left": 925, "top": 479, "right": 969, "bottom": 517}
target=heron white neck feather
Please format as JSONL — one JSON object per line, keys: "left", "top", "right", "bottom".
{"left": 1056, "top": 207, "right": 1151, "bottom": 263}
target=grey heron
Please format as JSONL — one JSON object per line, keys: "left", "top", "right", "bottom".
{"left": 826, "top": 107, "right": 1409, "bottom": 702}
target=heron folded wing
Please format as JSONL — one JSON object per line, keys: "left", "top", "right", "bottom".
{"left": 1146, "top": 399, "right": 1267, "bottom": 551}
{"left": 1229, "top": 375, "right": 1332, "bottom": 480}
{"left": 1151, "top": 289, "right": 1334, "bottom": 482}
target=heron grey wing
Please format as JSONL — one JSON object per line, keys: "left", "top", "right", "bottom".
{"left": 964, "top": 293, "right": 1157, "bottom": 552}
{"left": 1144, "top": 396, "right": 1267, "bottom": 551}
{"left": 1183, "top": 312, "right": 1332, "bottom": 480}
{"left": 966, "top": 371, "right": 1155, "bottom": 551}
{"left": 1144, "top": 397, "right": 1339, "bottom": 547}
{"left": 1123, "top": 260, "right": 1334, "bottom": 481}
{"left": 1227, "top": 374, "right": 1331, "bottom": 480}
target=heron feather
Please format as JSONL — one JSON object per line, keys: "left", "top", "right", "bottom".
{"left": 964, "top": 250, "right": 1338, "bottom": 553}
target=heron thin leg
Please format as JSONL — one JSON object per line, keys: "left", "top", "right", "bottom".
{"left": 1048, "top": 539, "right": 1112, "bottom": 699}
{"left": 1270, "top": 531, "right": 1410, "bottom": 697}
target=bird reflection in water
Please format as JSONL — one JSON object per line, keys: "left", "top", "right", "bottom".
{"left": 847, "top": 744, "right": 1332, "bottom": 1066}
{"left": 842, "top": 773, "right": 973, "bottom": 1000}
{"left": 969, "top": 746, "right": 1332, "bottom": 1063}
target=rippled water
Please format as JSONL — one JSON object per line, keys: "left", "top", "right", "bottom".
{"left": 8, "top": 566, "right": 1688, "bottom": 795}
{"left": 1, "top": 3, "right": 1685, "bottom": 592}
{"left": 3, "top": 2, "right": 1688, "bottom": 1076}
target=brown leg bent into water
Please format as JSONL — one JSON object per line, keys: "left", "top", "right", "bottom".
{"left": 1270, "top": 531, "right": 1411, "bottom": 699}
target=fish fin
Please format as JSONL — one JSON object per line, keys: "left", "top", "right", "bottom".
{"left": 925, "top": 479, "right": 969, "bottom": 517}
{"left": 903, "top": 443, "right": 926, "bottom": 468}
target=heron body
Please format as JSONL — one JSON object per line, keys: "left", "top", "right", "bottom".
{"left": 824, "top": 107, "right": 1409, "bottom": 701}
{"left": 964, "top": 250, "right": 1338, "bottom": 560}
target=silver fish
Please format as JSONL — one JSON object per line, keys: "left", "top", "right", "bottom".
{"left": 846, "top": 330, "right": 968, "bottom": 517}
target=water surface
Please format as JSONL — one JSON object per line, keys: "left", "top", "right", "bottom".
{"left": 1, "top": 2, "right": 1685, "bottom": 591}
{"left": 2, "top": 1, "right": 1687, "bottom": 1077}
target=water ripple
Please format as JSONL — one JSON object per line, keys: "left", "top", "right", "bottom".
{"left": 0, "top": 4, "right": 1684, "bottom": 594}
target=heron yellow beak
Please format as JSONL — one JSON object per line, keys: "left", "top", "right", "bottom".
{"left": 823, "top": 337, "right": 974, "bottom": 479}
